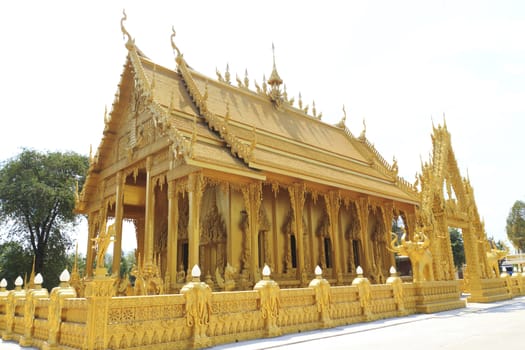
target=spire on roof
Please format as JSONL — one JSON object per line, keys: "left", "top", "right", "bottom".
{"left": 268, "top": 43, "right": 284, "bottom": 107}
{"left": 268, "top": 43, "right": 283, "bottom": 87}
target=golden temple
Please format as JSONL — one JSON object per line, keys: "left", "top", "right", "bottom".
{"left": 0, "top": 13, "right": 523, "bottom": 350}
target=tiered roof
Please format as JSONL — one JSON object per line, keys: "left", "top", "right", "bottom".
{"left": 77, "top": 14, "right": 419, "bottom": 211}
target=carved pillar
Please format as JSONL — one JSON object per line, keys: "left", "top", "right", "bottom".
{"left": 86, "top": 213, "right": 97, "bottom": 277}
{"left": 84, "top": 276, "right": 115, "bottom": 350}
{"left": 381, "top": 202, "right": 395, "bottom": 271}
{"left": 242, "top": 182, "right": 262, "bottom": 281}
{"left": 357, "top": 197, "right": 372, "bottom": 276}
{"left": 167, "top": 180, "right": 179, "bottom": 291}
{"left": 144, "top": 157, "right": 155, "bottom": 264}
{"left": 405, "top": 210, "right": 417, "bottom": 237}
{"left": 135, "top": 218, "right": 145, "bottom": 262}
{"left": 187, "top": 173, "right": 204, "bottom": 270}
{"left": 324, "top": 191, "right": 342, "bottom": 284}
{"left": 464, "top": 224, "right": 481, "bottom": 282}
{"left": 112, "top": 172, "right": 125, "bottom": 276}
{"left": 288, "top": 183, "right": 306, "bottom": 282}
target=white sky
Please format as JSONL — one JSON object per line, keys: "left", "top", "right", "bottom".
{"left": 1, "top": 1, "right": 524, "bottom": 252}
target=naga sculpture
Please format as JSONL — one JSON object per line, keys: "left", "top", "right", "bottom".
{"left": 390, "top": 231, "right": 434, "bottom": 283}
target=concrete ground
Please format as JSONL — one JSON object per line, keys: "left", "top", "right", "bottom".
{"left": 2, "top": 296, "right": 524, "bottom": 349}
{"left": 212, "top": 296, "right": 525, "bottom": 350}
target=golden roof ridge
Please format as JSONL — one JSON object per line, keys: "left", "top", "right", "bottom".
{"left": 341, "top": 124, "right": 418, "bottom": 198}
{"left": 171, "top": 27, "right": 255, "bottom": 164}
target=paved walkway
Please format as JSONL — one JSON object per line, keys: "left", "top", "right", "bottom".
{"left": 2, "top": 296, "right": 524, "bottom": 349}
{"left": 212, "top": 296, "right": 525, "bottom": 350}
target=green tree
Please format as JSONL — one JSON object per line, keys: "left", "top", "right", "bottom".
{"left": 449, "top": 228, "right": 465, "bottom": 269}
{"left": 506, "top": 200, "right": 525, "bottom": 251}
{"left": 0, "top": 241, "right": 32, "bottom": 289}
{"left": 0, "top": 149, "right": 89, "bottom": 287}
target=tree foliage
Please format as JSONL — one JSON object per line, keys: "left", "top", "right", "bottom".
{"left": 449, "top": 227, "right": 465, "bottom": 269}
{"left": 0, "top": 241, "right": 32, "bottom": 289}
{"left": 0, "top": 149, "right": 89, "bottom": 287}
{"left": 506, "top": 200, "right": 525, "bottom": 251}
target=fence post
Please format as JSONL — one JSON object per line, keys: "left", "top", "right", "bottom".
{"left": 181, "top": 265, "right": 212, "bottom": 349}
{"left": 309, "top": 265, "right": 332, "bottom": 328}
{"left": 42, "top": 270, "right": 77, "bottom": 350}
{"left": 352, "top": 266, "right": 372, "bottom": 320}
{"left": 20, "top": 273, "right": 49, "bottom": 347}
{"left": 2, "top": 276, "right": 25, "bottom": 340}
{"left": 386, "top": 266, "right": 407, "bottom": 316}
{"left": 83, "top": 268, "right": 115, "bottom": 350}
{"left": 254, "top": 265, "right": 281, "bottom": 337}
{"left": 0, "top": 279, "right": 9, "bottom": 333}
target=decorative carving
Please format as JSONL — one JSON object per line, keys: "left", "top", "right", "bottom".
{"left": 200, "top": 203, "right": 226, "bottom": 244}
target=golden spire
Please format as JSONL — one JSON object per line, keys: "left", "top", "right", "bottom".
{"left": 244, "top": 69, "right": 250, "bottom": 88}
{"left": 224, "top": 64, "right": 231, "bottom": 84}
{"left": 29, "top": 256, "right": 36, "bottom": 288}
{"left": 268, "top": 43, "right": 283, "bottom": 87}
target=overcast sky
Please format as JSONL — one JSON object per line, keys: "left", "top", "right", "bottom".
{"left": 1, "top": 1, "right": 524, "bottom": 252}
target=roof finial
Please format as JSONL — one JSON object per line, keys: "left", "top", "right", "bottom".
{"left": 244, "top": 69, "right": 250, "bottom": 88}
{"left": 121, "top": 9, "right": 134, "bottom": 50}
{"left": 171, "top": 26, "right": 182, "bottom": 63}
{"left": 225, "top": 64, "right": 231, "bottom": 84}
{"left": 268, "top": 43, "right": 283, "bottom": 87}
{"left": 336, "top": 105, "right": 347, "bottom": 128}
{"left": 359, "top": 118, "right": 367, "bottom": 140}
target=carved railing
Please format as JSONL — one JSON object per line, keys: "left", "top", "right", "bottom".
{"left": 0, "top": 275, "right": 523, "bottom": 350}
{"left": 31, "top": 298, "right": 49, "bottom": 346}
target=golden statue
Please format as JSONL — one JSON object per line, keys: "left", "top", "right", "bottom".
{"left": 486, "top": 240, "right": 508, "bottom": 277}
{"left": 92, "top": 223, "right": 116, "bottom": 269}
{"left": 390, "top": 231, "right": 434, "bottom": 283}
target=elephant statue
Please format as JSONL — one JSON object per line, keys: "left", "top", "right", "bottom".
{"left": 485, "top": 240, "right": 508, "bottom": 277}
{"left": 390, "top": 232, "right": 434, "bottom": 283}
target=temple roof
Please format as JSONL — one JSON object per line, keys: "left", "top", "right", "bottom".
{"left": 77, "top": 21, "right": 419, "bottom": 210}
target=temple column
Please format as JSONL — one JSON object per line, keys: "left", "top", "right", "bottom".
{"left": 187, "top": 172, "right": 204, "bottom": 270}
{"left": 271, "top": 189, "right": 279, "bottom": 273}
{"left": 135, "top": 218, "right": 145, "bottom": 262}
{"left": 112, "top": 172, "right": 125, "bottom": 276}
{"left": 381, "top": 202, "right": 395, "bottom": 271}
{"left": 325, "top": 191, "right": 343, "bottom": 284}
{"left": 86, "top": 212, "right": 97, "bottom": 277}
{"left": 464, "top": 224, "right": 481, "bottom": 280}
{"left": 144, "top": 157, "right": 155, "bottom": 264}
{"left": 166, "top": 180, "right": 179, "bottom": 291}
{"left": 357, "top": 197, "right": 372, "bottom": 276}
{"left": 288, "top": 184, "right": 306, "bottom": 283}
{"left": 242, "top": 182, "right": 262, "bottom": 282}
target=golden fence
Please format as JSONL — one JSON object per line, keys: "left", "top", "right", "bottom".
{"left": 0, "top": 271, "right": 522, "bottom": 350}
